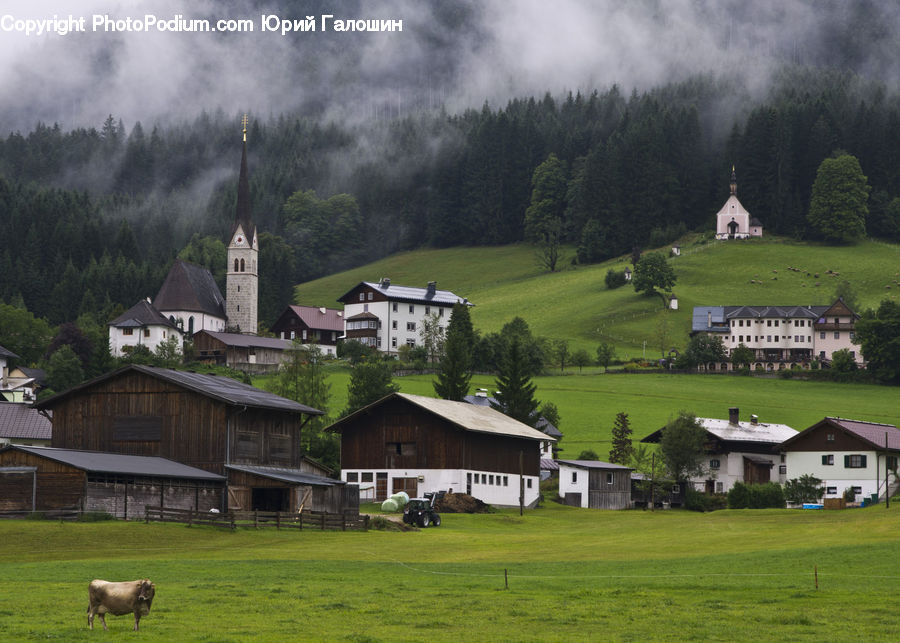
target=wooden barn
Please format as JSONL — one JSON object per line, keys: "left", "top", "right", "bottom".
{"left": 30, "top": 365, "right": 356, "bottom": 515}
{"left": 328, "top": 392, "right": 554, "bottom": 507}
{"left": 557, "top": 460, "right": 633, "bottom": 509}
{"left": 192, "top": 330, "right": 293, "bottom": 374}
{"left": 0, "top": 445, "right": 224, "bottom": 519}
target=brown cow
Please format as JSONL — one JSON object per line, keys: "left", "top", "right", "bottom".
{"left": 87, "top": 579, "right": 155, "bottom": 631}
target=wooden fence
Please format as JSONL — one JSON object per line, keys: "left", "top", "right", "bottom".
{"left": 143, "top": 506, "right": 369, "bottom": 531}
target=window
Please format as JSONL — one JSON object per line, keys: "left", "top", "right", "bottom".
{"left": 779, "top": 465, "right": 787, "bottom": 474}
{"left": 392, "top": 320, "right": 397, "bottom": 329}
{"left": 774, "top": 320, "right": 779, "bottom": 327}
{"left": 820, "top": 331, "right": 826, "bottom": 340}
{"left": 481, "top": 474, "right": 487, "bottom": 484}
{"left": 346, "top": 472, "right": 358, "bottom": 482}
{"left": 820, "top": 351, "right": 826, "bottom": 359}
{"left": 503, "top": 476, "right": 508, "bottom": 486}
{"left": 834, "top": 331, "right": 840, "bottom": 339}
{"left": 845, "top": 454, "right": 867, "bottom": 468}
{"left": 767, "top": 320, "right": 772, "bottom": 327}
{"left": 822, "top": 454, "right": 834, "bottom": 466}
{"left": 572, "top": 471, "right": 578, "bottom": 483}
{"left": 359, "top": 293, "right": 364, "bottom": 301}
{"left": 709, "top": 459, "right": 720, "bottom": 469}
{"left": 425, "top": 306, "right": 430, "bottom": 315}
{"left": 123, "top": 328, "right": 133, "bottom": 336}
{"left": 715, "top": 481, "right": 724, "bottom": 493}
{"left": 407, "top": 322, "right": 416, "bottom": 331}
{"left": 240, "top": 258, "right": 245, "bottom": 272}
{"left": 391, "top": 337, "right": 397, "bottom": 348}
{"left": 367, "top": 292, "right": 373, "bottom": 301}
{"left": 489, "top": 475, "right": 494, "bottom": 485}
{"left": 363, "top": 304, "right": 369, "bottom": 312}
{"left": 143, "top": 328, "right": 150, "bottom": 337}
{"left": 361, "top": 472, "right": 373, "bottom": 482}
{"left": 439, "top": 308, "right": 444, "bottom": 317}
{"left": 826, "top": 433, "right": 835, "bottom": 442}
{"left": 606, "top": 473, "right": 614, "bottom": 485}
{"left": 887, "top": 456, "right": 898, "bottom": 470}
{"left": 852, "top": 486, "right": 863, "bottom": 495}
{"left": 527, "top": 479, "right": 532, "bottom": 489}
{"left": 826, "top": 486, "right": 837, "bottom": 495}
{"left": 406, "top": 339, "right": 415, "bottom": 347}
{"left": 739, "top": 320, "right": 744, "bottom": 327}
{"left": 850, "top": 331, "right": 856, "bottom": 340}
{"left": 392, "top": 302, "right": 398, "bottom": 312}
{"left": 767, "top": 335, "right": 772, "bottom": 342}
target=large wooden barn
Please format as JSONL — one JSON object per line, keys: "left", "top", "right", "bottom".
{"left": 327, "top": 392, "right": 554, "bottom": 507}
{"left": 0, "top": 445, "right": 224, "bottom": 519}
{"left": 21, "top": 365, "right": 356, "bottom": 515}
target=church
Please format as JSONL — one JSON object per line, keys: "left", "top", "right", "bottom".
{"left": 109, "top": 117, "right": 263, "bottom": 358}
{"left": 715, "top": 167, "right": 763, "bottom": 240}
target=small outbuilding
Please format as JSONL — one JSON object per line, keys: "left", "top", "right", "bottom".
{"left": 557, "top": 459, "right": 633, "bottom": 509}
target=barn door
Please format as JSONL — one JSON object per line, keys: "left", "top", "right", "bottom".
{"left": 392, "top": 477, "right": 418, "bottom": 498}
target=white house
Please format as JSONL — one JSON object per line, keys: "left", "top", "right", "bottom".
{"left": 108, "top": 299, "right": 183, "bottom": 358}
{"left": 327, "top": 393, "right": 552, "bottom": 508}
{"left": 780, "top": 417, "right": 900, "bottom": 503}
{"left": 557, "top": 460, "right": 633, "bottom": 509}
{"left": 336, "top": 278, "right": 470, "bottom": 354}
{"left": 153, "top": 259, "right": 227, "bottom": 336}
{"left": 642, "top": 407, "right": 797, "bottom": 493}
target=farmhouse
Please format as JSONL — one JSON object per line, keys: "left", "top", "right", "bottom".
{"left": 191, "top": 330, "right": 293, "bottom": 374}
{"left": 0, "top": 445, "right": 224, "bottom": 519}
{"left": 780, "top": 417, "right": 900, "bottom": 503}
{"left": 328, "top": 392, "right": 553, "bottom": 507}
{"left": 557, "top": 460, "right": 633, "bottom": 509}
{"left": 337, "top": 278, "right": 470, "bottom": 354}
{"left": 0, "top": 402, "right": 51, "bottom": 447}
{"left": 108, "top": 299, "right": 184, "bottom": 359}
{"left": 1, "top": 367, "right": 46, "bottom": 403}
{"left": 269, "top": 305, "right": 344, "bottom": 356}
{"left": 27, "top": 364, "right": 355, "bottom": 514}
{"left": 641, "top": 407, "right": 796, "bottom": 493}
{"left": 690, "top": 298, "right": 862, "bottom": 371}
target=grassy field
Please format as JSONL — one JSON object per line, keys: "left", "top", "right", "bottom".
{"left": 257, "top": 369, "right": 900, "bottom": 459}
{"left": 292, "top": 237, "right": 900, "bottom": 356}
{"left": 3, "top": 503, "right": 900, "bottom": 641}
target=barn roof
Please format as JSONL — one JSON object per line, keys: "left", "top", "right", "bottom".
{"left": 462, "top": 393, "right": 562, "bottom": 438}
{"left": 0, "top": 402, "right": 51, "bottom": 440}
{"left": 781, "top": 417, "right": 900, "bottom": 451}
{"left": 153, "top": 259, "right": 226, "bottom": 318}
{"left": 328, "top": 392, "right": 553, "bottom": 442}
{"left": 226, "top": 464, "right": 342, "bottom": 486}
{"left": 642, "top": 417, "right": 796, "bottom": 445}
{"left": 557, "top": 459, "right": 633, "bottom": 471}
{"left": 1, "top": 445, "right": 225, "bottom": 480}
{"left": 194, "top": 330, "right": 293, "bottom": 350}
{"left": 34, "top": 364, "right": 322, "bottom": 415}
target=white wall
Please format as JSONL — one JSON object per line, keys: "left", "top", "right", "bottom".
{"left": 557, "top": 464, "right": 590, "bottom": 508}
{"left": 109, "top": 325, "right": 183, "bottom": 358}
{"left": 698, "top": 452, "right": 783, "bottom": 493}
{"left": 343, "top": 299, "right": 453, "bottom": 354}
{"left": 785, "top": 451, "right": 897, "bottom": 500}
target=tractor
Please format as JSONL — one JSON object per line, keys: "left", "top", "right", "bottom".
{"left": 402, "top": 491, "right": 444, "bottom": 527}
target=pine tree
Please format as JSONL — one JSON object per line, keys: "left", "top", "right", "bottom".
{"left": 609, "top": 412, "right": 633, "bottom": 465}
{"left": 491, "top": 335, "right": 539, "bottom": 426}
{"left": 433, "top": 303, "right": 474, "bottom": 401}
{"left": 344, "top": 359, "right": 399, "bottom": 416}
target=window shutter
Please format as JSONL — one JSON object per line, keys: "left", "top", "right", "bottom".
{"left": 860, "top": 455, "right": 867, "bottom": 468}
{"left": 844, "top": 455, "right": 850, "bottom": 468}
{"left": 821, "top": 455, "right": 828, "bottom": 465}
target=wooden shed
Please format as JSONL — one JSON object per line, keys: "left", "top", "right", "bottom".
{"left": 192, "top": 331, "right": 293, "bottom": 374}
{"left": 557, "top": 460, "right": 633, "bottom": 509}
{"left": 0, "top": 445, "right": 224, "bottom": 519}
{"left": 226, "top": 465, "right": 357, "bottom": 514}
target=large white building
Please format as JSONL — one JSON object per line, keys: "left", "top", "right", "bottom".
{"left": 781, "top": 417, "right": 900, "bottom": 503}
{"left": 337, "top": 278, "right": 470, "bottom": 354}
{"left": 108, "top": 299, "right": 183, "bottom": 359}
{"left": 715, "top": 167, "right": 763, "bottom": 240}
{"left": 691, "top": 299, "right": 862, "bottom": 371}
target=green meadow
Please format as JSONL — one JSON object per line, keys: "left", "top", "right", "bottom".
{"left": 292, "top": 237, "right": 900, "bottom": 357}
{"left": 3, "top": 503, "right": 899, "bottom": 641}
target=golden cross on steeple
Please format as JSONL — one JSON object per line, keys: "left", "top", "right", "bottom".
{"left": 241, "top": 113, "right": 248, "bottom": 142}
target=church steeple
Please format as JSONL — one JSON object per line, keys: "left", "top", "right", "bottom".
{"left": 234, "top": 114, "right": 254, "bottom": 245}
{"left": 730, "top": 165, "right": 737, "bottom": 196}
{"left": 226, "top": 114, "right": 259, "bottom": 335}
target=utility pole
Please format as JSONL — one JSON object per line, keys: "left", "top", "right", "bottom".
{"left": 650, "top": 452, "right": 656, "bottom": 512}
{"left": 519, "top": 450, "right": 524, "bottom": 516}
{"left": 886, "top": 432, "right": 890, "bottom": 510}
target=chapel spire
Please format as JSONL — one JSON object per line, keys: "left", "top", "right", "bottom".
{"left": 234, "top": 114, "right": 254, "bottom": 244}
{"left": 730, "top": 165, "right": 737, "bottom": 196}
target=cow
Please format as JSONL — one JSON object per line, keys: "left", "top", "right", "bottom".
{"left": 87, "top": 579, "right": 155, "bottom": 631}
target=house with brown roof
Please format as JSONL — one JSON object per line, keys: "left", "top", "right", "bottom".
{"left": 270, "top": 305, "right": 344, "bottom": 356}
{"left": 192, "top": 330, "right": 293, "bottom": 374}
{"left": 108, "top": 299, "right": 184, "bottom": 358}
{"left": 780, "top": 417, "right": 900, "bottom": 503}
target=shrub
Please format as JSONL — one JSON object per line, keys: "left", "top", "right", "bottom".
{"left": 684, "top": 487, "right": 727, "bottom": 512}
{"left": 843, "top": 487, "right": 856, "bottom": 503}
{"left": 728, "top": 482, "right": 785, "bottom": 509}
{"left": 605, "top": 269, "right": 627, "bottom": 289}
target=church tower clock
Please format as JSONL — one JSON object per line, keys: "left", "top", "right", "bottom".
{"left": 226, "top": 115, "right": 259, "bottom": 334}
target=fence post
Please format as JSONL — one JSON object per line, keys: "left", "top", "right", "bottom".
{"left": 321, "top": 512, "right": 326, "bottom": 530}
{"left": 276, "top": 512, "right": 281, "bottom": 530}
{"left": 188, "top": 508, "right": 193, "bottom": 527}
{"left": 364, "top": 514, "right": 369, "bottom": 531}
{"left": 254, "top": 510, "right": 258, "bottom": 529}
{"left": 299, "top": 512, "right": 303, "bottom": 531}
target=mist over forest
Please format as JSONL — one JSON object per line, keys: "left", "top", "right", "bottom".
{"left": 2, "top": 0, "right": 900, "bottom": 330}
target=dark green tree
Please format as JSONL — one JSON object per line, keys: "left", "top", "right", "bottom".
{"left": 659, "top": 411, "right": 707, "bottom": 483}
{"left": 632, "top": 252, "right": 676, "bottom": 308}
{"left": 854, "top": 300, "right": 900, "bottom": 383}
{"left": 676, "top": 335, "right": 727, "bottom": 370}
{"left": 344, "top": 359, "right": 399, "bottom": 416}
{"left": 807, "top": 154, "right": 870, "bottom": 243}
{"left": 275, "top": 343, "right": 331, "bottom": 451}
{"left": 571, "top": 348, "right": 592, "bottom": 372}
{"left": 596, "top": 343, "right": 616, "bottom": 372}
{"left": 577, "top": 449, "right": 600, "bottom": 460}
{"left": 830, "top": 348, "right": 857, "bottom": 373}
{"left": 608, "top": 412, "right": 633, "bottom": 465}
{"left": 491, "top": 335, "right": 539, "bottom": 427}
{"left": 0, "top": 303, "right": 54, "bottom": 365}
{"left": 730, "top": 343, "right": 755, "bottom": 370}
{"left": 433, "top": 303, "right": 475, "bottom": 401}
{"left": 45, "top": 344, "right": 84, "bottom": 393}
{"left": 524, "top": 153, "right": 567, "bottom": 272}
{"left": 784, "top": 475, "right": 825, "bottom": 504}
{"left": 538, "top": 401, "right": 560, "bottom": 430}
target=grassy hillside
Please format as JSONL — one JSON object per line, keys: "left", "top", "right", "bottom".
{"left": 4, "top": 505, "right": 900, "bottom": 640}
{"left": 293, "top": 237, "right": 900, "bottom": 358}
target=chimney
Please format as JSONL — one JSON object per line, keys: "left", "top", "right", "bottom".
{"left": 380, "top": 277, "right": 390, "bottom": 288}
{"left": 750, "top": 414, "right": 759, "bottom": 425}
{"left": 728, "top": 407, "right": 739, "bottom": 425}
{"left": 707, "top": 311, "right": 712, "bottom": 328}
{"left": 427, "top": 281, "right": 436, "bottom": 296}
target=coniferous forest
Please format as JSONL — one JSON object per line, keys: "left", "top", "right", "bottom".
{"left": 2, "top": 67, "right": 900, "bottom": 330}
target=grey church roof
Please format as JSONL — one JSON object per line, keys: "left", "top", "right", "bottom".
{"left": 35, "top": 364, "right": 322, "bottom": 415}
{"left": 154, "top": 259, "right": 226, "bottom": 319}
{"left": 1, "top": 445, "right": 225, "bottom": 480}
{"left": 109, "top": 299, "right": 180, "bottom": 330}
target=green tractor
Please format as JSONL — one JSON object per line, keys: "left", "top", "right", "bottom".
{"left": 402, "top": 491, "right": 444, "bottom": 528}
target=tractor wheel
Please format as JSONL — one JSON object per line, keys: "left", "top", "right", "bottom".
{"left": 431, "top": 513, "right": 441, "bottom": 527}
{"left": 419, "top": 514, "right": 430, "bottom": 528}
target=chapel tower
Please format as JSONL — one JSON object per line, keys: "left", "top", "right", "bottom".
{"left": 225, "top": 115, "right": 259, "bottom": 334}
